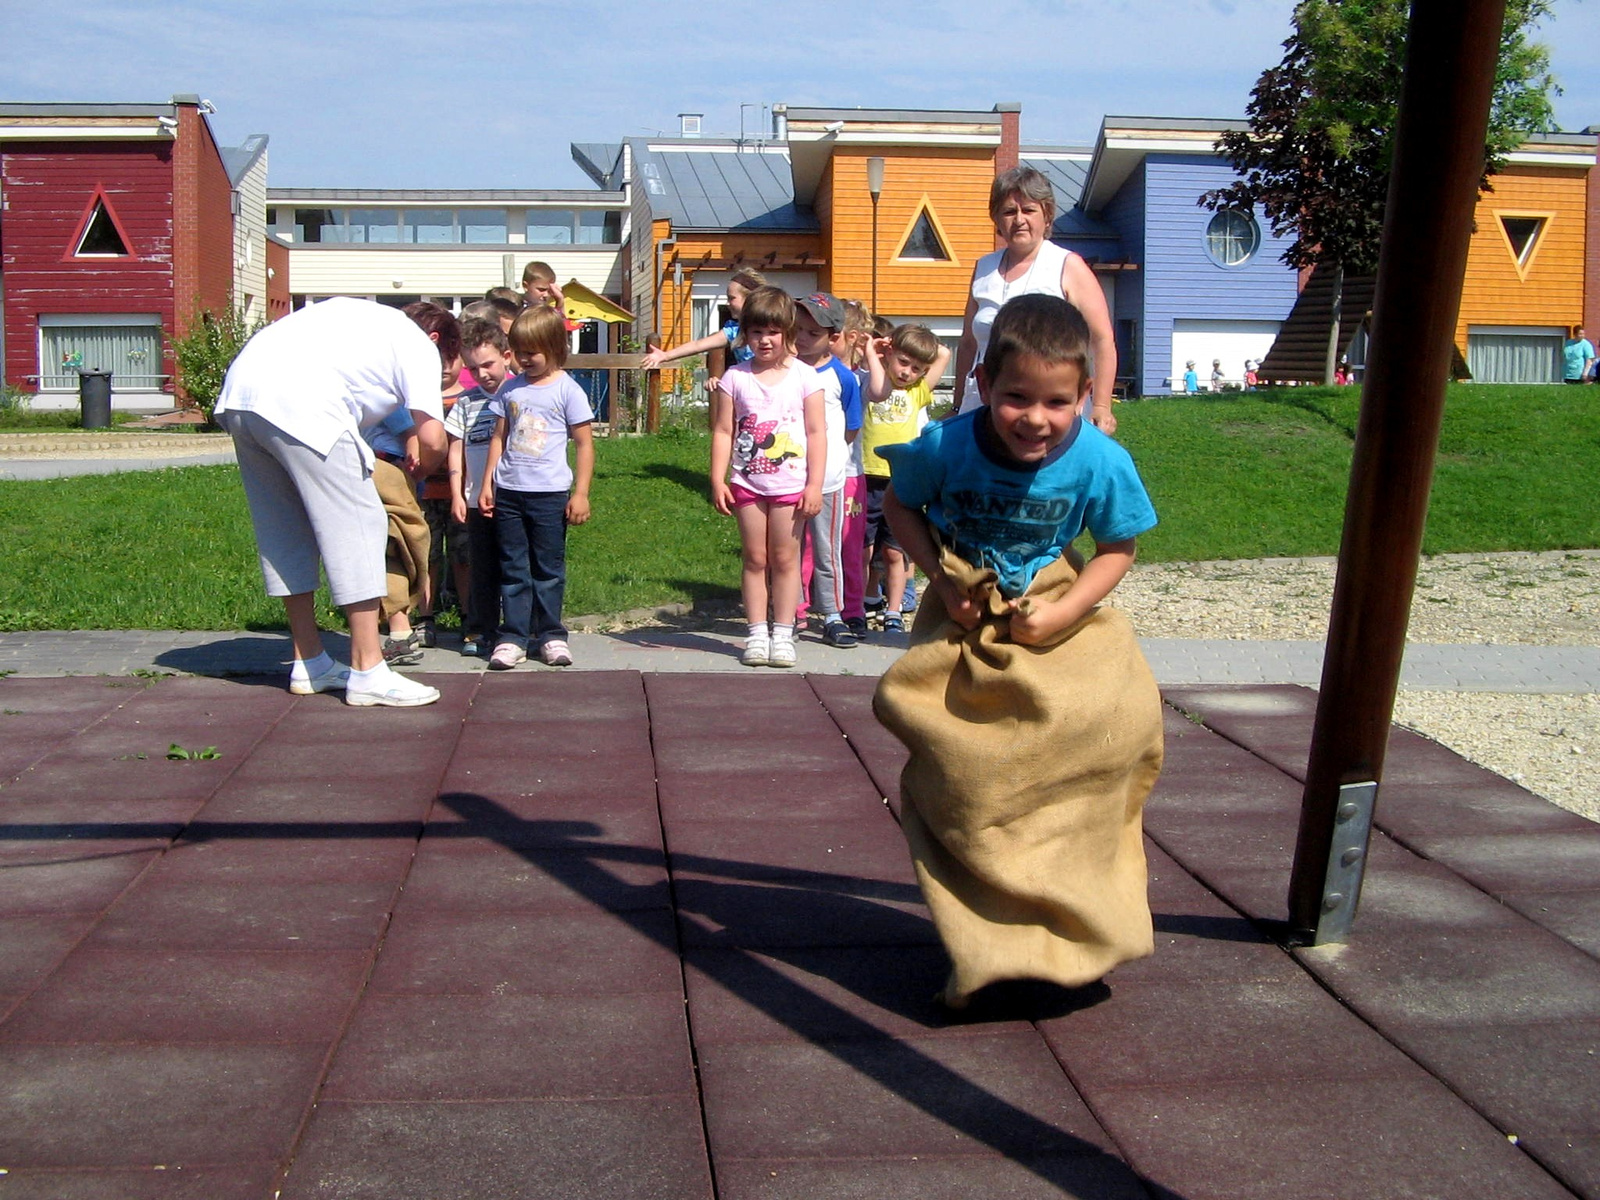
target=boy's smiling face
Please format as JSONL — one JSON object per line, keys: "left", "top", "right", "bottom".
{"left": 978, "top": 353, "right": 1088, "bottom": 463}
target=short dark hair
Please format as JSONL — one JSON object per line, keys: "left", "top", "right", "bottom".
{"left": 982, "top": 294, "right": 1091, "bottom": 384}
{"left": 403, "top": 301, "right": 461, "bottom": 366}
{"left": 737, "top": 286, "right": 797, "bottom": 348}
{"left": 485, "top": 286, "right": 524, "bottom": 309}
{"left": 508, "top": 303, "right": 569, "bottom": 368}
{"left": 459, "top": 316, "right": 509, "bottom": 355}
{"left": 890, "top": 323, "right": 940, "bottom": 367}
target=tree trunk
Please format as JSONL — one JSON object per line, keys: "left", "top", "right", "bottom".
{"left": 1324, "top": 261, "right": 1344, "bottom": 385}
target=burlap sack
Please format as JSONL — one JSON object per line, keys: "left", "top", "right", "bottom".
{"left": 373, "top": 459, "right": 431, "bottom": 622}
{"left": 873, "top": 548, "right": 1163, "bottom": 1005}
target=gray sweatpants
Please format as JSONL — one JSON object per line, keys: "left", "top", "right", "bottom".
{"left": 807, "top": 487, "right": 848, "bottom": 618}
{"left": 220, "top": 410, "right": 388, "bottom": 606}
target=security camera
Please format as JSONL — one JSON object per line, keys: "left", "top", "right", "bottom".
{"left": 824, "top": 121, "right": 844, "bottom": 133}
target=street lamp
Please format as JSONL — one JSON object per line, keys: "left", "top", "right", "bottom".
{"left": 867, "top": 156, "right": 885, "bottom": 314}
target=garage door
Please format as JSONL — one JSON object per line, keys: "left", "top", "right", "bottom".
{"left": 1466, "top": 326, "right": 1562, "bottom": 384}
{"left": 1170, "top": 319, "right": 1281, "bottom": 391}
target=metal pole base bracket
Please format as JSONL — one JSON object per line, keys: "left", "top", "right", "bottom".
{"left": 1313, "top": 781, "right": 1379, "bottom": 945}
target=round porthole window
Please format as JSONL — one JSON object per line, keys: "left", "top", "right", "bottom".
{"left": 1205, "top": 208, "right": 1261, "bottom": 267}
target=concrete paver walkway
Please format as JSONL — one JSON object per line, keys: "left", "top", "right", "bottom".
{"left": 0, "top": 669, "right": 1595, "bottom": 1198}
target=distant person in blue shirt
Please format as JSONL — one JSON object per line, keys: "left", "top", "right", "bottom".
{"left": 1563, "top": 326, "right": 1595, "bottom": 384}
{"left": 1183, "top": 360, "right": 1199, "bottom": 394}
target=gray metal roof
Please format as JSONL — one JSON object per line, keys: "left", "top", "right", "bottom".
{"left": 1020, "top": 154, "right": 1121, "bottom": 240}
{"left": 266, "top": 187, "right": 624, "bottom": 205}
{"left": 220, "top": 134, "right": 268, "bottom": 187}
{"left": 571, "top": 143, "right": 623, "bottom": 189}
{"left": 0, "top": 101, "right": 175, "bottom": 118}
{"left": 628, "top": 139, "right": 817, "bottom": 232}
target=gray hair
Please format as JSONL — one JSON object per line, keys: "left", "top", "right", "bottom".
{"left": 988, "top": 166, "right": 1058, "bottom": 228}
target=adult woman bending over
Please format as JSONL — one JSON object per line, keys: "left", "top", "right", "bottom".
{"left": 953, "top": 166, "right": 1118, "bottom": 434}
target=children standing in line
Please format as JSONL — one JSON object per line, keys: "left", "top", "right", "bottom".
{"left": 873, "top": 294, "right": 1163, "bottom": 1008}
{"left": 448, "top": 318, "right": 514, "bottom": 657}
{"left": 479, "top": 305, "right": 595, "bottom": 670}
{"left": 709, "top": 286, "right": 826, "bottom": 668}
{"left": 793, "top": 293, "right": 863, "bottom": 648}
{"left": 860, "top": 324, "right": 951, "bottom": 634}
{"left": 641, "top": 269, "right": 767, "bottom": 389}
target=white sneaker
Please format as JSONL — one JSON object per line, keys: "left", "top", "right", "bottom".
{"left": 769, "top": 638, "right": 797, "bottom": 668}
{"left": 539, "top": 639, "right": 574, "bottom": 667}
{"left": 289, "top": 661, "right": 350, "bottom": 696}
{"left": 345, "top": 670, "right": 440, "bottom": 708}
{"left": 741, "top": 635, "right": 770, "bottom": 667}
{"left": 488, "top": 642, "right": 527, "bottom": 670}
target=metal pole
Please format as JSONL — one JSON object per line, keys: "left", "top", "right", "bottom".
{"left": 867, "top": 157, "right": 885, "bottom": 315}
{"left": 1287, "top": 0, "right": 1506, "bottom": 941}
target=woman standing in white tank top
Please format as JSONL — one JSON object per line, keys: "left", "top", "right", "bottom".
{"left": 953, "top": 167, "right": 1119, "bottom": 433}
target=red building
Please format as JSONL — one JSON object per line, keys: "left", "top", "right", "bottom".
{"left": 0, "top": 95, "right": 234, "bottom": 407}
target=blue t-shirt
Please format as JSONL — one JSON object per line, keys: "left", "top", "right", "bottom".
{"left": 722, "top": 318, "right": 754, "bottom": 364}
{"left": 880, "top": 409, "right": 1157, "bottom": 598}
{"left": 362, "top": 406, "right": 414, "bottom": 458}
{"left": 1563, "top": 338, "right": 1595, "bottom": 381}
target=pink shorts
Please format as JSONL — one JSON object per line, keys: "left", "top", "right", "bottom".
{"left": 729, "top": 481, "right": 804, "bottom": 508}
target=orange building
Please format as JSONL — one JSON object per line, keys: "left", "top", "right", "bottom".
{"left": 1457, "top": 133, "right": 1596, "bottom": 382}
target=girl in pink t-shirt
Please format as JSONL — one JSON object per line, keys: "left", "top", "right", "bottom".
{"left": 709, "top": 287, "right": 826, "bottom": 668}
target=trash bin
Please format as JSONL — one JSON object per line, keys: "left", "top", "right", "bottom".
{"left": 78, "top": 369, "right": 113, "bottom": 429}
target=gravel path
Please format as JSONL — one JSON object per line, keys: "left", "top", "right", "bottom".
{"left": 1118, "top": 550, "right": 1600, "bottom": 822}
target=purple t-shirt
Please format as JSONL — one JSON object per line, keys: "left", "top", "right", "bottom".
{"left": 719, "top": 358, "right": 823, "bottom": 496}
{"left": 487, "top": 372, "right": 594, "bottom": 493}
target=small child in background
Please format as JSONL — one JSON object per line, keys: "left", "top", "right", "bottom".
{"left": 641, "top": 269, "right": 767, "bottom": 390}
{"left": 709, "top": 286, "right": 826, "bottom": 668}
{"left": 874, "top": 293, "right": 1162, "bottom": 1008}
{"left": 520, "top": 262, "right": 564, "bottom": 312}
{"left": 1183, "top": 360, "right": 1199, "bottom": 394}
{"left": 479, "top": 305, "right": 595, "bottom": 670}
{"left": 793, "top": 293, "right": 862, "bottom": 648}
{"left": 1210, "top": 359, "right": 1225, "bottom": 392}
{"left": 448, "top": 318, "right": 514, "bottom": 656}
{"left": 860, "top": 324, "right": 951, "bottom": 635}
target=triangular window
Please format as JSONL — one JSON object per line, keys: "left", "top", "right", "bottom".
{"left": 1494, "top": 212, "right": 1550, "bottom": 281}
{"left": 895, "top": 200, "right": 953, "bottom": 262}
{"left": 73, "top": 195, "right": 131, "bottom": 257}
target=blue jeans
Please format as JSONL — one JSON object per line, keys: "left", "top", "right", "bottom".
{"left": 494, "top": 488, "right": 568, "bottom": 651}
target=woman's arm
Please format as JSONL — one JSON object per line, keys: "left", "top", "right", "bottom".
{"left": 948, "top": 290, "right": 980, "bottom": 418}
{"left": 708, "top": 386, "right": 735, "bottom": 515}
{"left": 566, "top": 422, "right": 594, "bottom": 526}
{"left": 1061, "top": 253, "right": 1119, "bottom": 434}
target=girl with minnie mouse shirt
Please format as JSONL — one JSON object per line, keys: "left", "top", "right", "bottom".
{"left": 709, "top": 286, "right": 826, "bottom": 668}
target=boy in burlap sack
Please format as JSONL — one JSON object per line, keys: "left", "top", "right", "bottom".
{"left": 873, "top": 294, "right": 1163, "bottom": 1009}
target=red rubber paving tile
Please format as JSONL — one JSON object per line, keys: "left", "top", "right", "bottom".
{"left": 675, "top": 876, "right": 938, "bottom": 949}
{"left": 0, "top": 913, "right": 97, "bottom": 992}
{"left": 0, "top": 1163, "right": 280, "bottom": 1199}
{"left": 1089, "top": 1076, "right": 1578, "bottom": 1200}
{"left": 467, "top": 668, "right": 645, "bottom": 724}
{"left": 1142, "top": 805, "right": 1299, "bottom": 879}
{"left": 454, "top": 712, "right": 652, "bottom": 756}
{"left": 713, "top": 1152, "right": 1150, "bottom": 1200}
{"left": 320, "top": 991, "right": 696, "bottom": 1101}
{"left": 0, "top": 676, "right": 140, "bottom": 720}
{"left": 1407, "top": 829, "right": 1600, "bottom": 896}
{"left": 697, "top": 1032, "right": 1117, "bottom": 1160}
{"left": 1500, "top": 888, "right": 1600, "bottom": 958}
{"left": 0, "top": 756, "right": 234, "bottom": 805}
{"left": 440, "top": 741, "right": 656, "bottom": 797}
{"left": 1377, "top": 779, "right": 1592, "bottom": 842}
{"left": 1344, "top": 836, "right": 1541, "bottom": 937}
{"left": 279, "top": 1096, "right": 714, "bottom": 1200}
{"left": 1296, "top": 927, "right": 1600, "bottom": 1027}
{"left": 192, "top": 779, "right": 436, "bottom": 824}
{"left": 0, "top": 948, "right": 371, "bottom": 1045}
{"left": 225, "top": 733, "right": 451, "bottom": 785}
{"left": 146, "top": 833, "right": 420, "bottom": 886}
{"left": 1520, "top": 1133, "right": 1600, "bottom": 1200}
{"left": 0, "top": 846, "right": 161, "bottom": 916}
{"left": 656, "top": 768, "right": 885, "bottom": 825}
{"left": 0, "top": 1043, "right": 326, "bottom": 1168}
{"left": 424, "top": 787, "right": 665, "bottom": 850}
{"left": 1038, "top": 975, "right": 1415, "bottom": 1092}
{"left": 83, "top": 880, "right": 397, "bottom": 951}
{"left": 365, "top": 908, "right": 682, "bottom": 997}
{"left": 664, "top": 815, "right": 917, "bottom": 886}
{"left": 397, "top": 838, "right": 668, "bottom": 914}
{"left": 645, "top": 671, "right": 822, "bottom": 712}
{"left": 653, "top": 727, "right": 864, "bottom": 775}
{"left": 683, "top": 945, "right": 1028, "bottom": 1047}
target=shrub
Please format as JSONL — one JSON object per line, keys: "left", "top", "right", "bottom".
{"left": 170, "top": 304, "right": 262, "bottom": 425}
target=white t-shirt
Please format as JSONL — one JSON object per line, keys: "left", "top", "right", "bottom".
{"left": 215, "top": 297, "right": 444, "bottom": 469}
{"left": 959, "top": 240, "right": 1071, "bottom": 414}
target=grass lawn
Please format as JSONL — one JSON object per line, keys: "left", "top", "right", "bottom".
{"left": 0, "top": 385, "right": 1594, "bottom": 632}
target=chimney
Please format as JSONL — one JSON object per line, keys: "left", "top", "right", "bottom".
{"left": 994, "top": 102, "right": 1021, "bottom": 175}
{"left": 772, "top": 103, "right": 788, "bottom": 142}
{"left": 678, "top": 112, "right": 703, "bottom": 138}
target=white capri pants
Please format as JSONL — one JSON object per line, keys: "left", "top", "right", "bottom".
{"left": 221, "top": 410, "right": 388, "bottom": 606}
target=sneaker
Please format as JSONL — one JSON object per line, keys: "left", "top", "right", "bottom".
{"left": 902, "top": 581, "right": 918, "bottom": 613}
{"left": 459, "top": 636, "right": 482, "bottom": 658}
{"left": 769, "top": 638, "right": 797, "bottom": 668}
{"left": 741, "top": 635, "right": 770, "bottom": 667}
{"left": 539, "top": 639, "right": 574, "bottom": 667}
{"left": 416, "top": 617, "right": 437, "bottom": 648}
{"left": 488, "top": 642, "right": 526, "bottom": 670}
{"left": 288, "top": 660, "right": 350, "bottom": 696}
{"left": 345, "top": 670, "right": 441, "bottom": 708}
{"left": 382, "top": 633, "right": 424, "bottom": 667}
{"left": 883, "top": 612, "right": 905, "bottom": 634}
{"left": 821, "top": 620, "right": 858, "bottom": 649}
{"left": 844, "top": 616, "right": 868, "bottom": 639}
{"left": 864, "top": 593, "right": 887, "bottom": 614}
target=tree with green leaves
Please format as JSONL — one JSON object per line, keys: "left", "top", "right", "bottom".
{"left": 170, "top": 302, "right": 264, "bottom": 426}
{"left": 1203, "top": 0, "right": 1559, "bottom": 382}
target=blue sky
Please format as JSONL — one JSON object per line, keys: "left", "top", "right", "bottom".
{"left": 2, "top": 1, "right": 1596, "bottom": 189}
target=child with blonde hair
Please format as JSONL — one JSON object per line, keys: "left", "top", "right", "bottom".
{"left": 709, "top": 286, "right": 826, "bottom": 667}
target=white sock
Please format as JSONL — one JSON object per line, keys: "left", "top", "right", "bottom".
{"left": 748, "top": 622, "right": 769, "bottom": 641}
{"left": 290, "top": 651, "right": 333, "bottom": 682}
{"left": 347, "top": 663, "right": 392, "bottom": 691}
{"left": 772, "top": 623, "right": 795, "bottom": 643}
